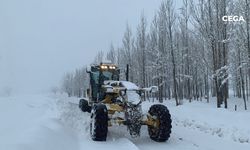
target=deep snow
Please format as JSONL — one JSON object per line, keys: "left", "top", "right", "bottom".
{"left": 0, "top": 94, "right": 250, "bottom": 150}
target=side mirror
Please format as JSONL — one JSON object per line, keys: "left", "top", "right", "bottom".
{"left": 149, "top": 86, "right": 158, "bottom": 93}
{"left": 142, "top": 86, "right": 158, "bottom": 93}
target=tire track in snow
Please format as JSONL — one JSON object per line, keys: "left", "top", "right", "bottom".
{"left": 78, "top": 138, "right": 140, "bottom": 150}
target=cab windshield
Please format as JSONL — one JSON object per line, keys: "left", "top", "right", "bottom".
{"left": 102, "top": 71, "right": 113, "bottom": 80}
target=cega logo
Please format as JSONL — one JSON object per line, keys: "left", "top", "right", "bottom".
{"left": 222, "top": 16, "right": 245, "bottom": 22}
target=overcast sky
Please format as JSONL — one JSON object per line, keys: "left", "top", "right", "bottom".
{"left": 0, "top": 0, "right": 183, "bottom": 94}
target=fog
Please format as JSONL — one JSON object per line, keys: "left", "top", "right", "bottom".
{"left": 0, "top": 0, "right": 181, "bottom": 94}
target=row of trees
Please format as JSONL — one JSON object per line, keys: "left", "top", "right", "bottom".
{"left": 61, "top": 68, "right": 88, "bottom": 98}
{"left": 92, "top": 0, "right": 250, "bottom": 109}
{"left": 62, "top": 0, "right": 249, "bottom": 110}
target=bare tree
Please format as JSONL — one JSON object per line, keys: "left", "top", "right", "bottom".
{"left": 136, "top": 13, "right": 147, "bottom": 88}
{"left": 106, "top": 43, "right": 116, "bottom": 63}
{"left": 165, "top": 0, "right": 179, "bottom": 106}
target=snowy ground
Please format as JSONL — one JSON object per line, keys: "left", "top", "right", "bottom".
{"left": 0, "top": 94, "right": 250, "bottom": 150}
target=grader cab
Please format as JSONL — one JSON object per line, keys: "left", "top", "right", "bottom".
{"left": 87, "top": 62, "right": 120, "bottom": 103}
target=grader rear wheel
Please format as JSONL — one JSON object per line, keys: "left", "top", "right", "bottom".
{"left": 79, "top": 99, "right": 91, "bottom": 113}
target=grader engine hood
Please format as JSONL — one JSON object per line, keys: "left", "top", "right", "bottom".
{"left": 121, "top": 81, "right": 141, "bottom": 105}
{"left": 103, "top": 81, "right": 141, "bottom": 105}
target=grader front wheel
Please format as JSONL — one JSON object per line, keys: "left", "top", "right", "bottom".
{"left": 90, "top": 104, "right": 108, "bottom": 141}
{"left": 147, "top": 104, "right": 172, "bottom": 142}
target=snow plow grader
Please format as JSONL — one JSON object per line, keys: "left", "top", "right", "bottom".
{"left": 79, "top": 62, "right": 172, "bottom": 142}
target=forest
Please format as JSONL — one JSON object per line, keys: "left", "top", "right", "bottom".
{"left": 61, "top": 0, "right": 250, "bottom": 110}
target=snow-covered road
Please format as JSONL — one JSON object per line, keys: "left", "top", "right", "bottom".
{"left": 0, "top": 94, "right": 249, "bottom": 150}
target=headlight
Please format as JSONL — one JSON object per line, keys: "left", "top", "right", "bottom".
{"left": 109, "top": 66, "right": 116, "bottom": 69}
{"left": 101, "top": 65, "right": 108, "bottom": 69}
{"left": 109, "top": 66, "right": 115, "bottom": 69}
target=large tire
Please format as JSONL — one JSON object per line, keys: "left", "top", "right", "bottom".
{"left": 79, "top": 99, "right": 91, "bottom": 113}
{"left": 148, "top": 104, "right": 172, "bottom": 142}
{"left": 90, "top": 104, "right": 108, "bottom": 141}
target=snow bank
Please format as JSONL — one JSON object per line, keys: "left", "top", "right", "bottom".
{"left": 0, "top": 94, "right": 80, "bottom": 150}
{"left": 56, "top": 95, "right": 90, "bottom": 136}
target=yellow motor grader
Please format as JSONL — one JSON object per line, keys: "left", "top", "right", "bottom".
{"left": 79, "top": 62, "right": 172, "bottom": 142}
